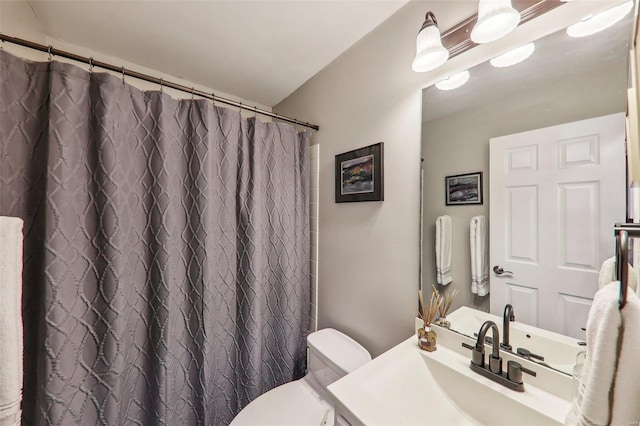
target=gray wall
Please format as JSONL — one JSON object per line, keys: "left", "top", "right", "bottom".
{"left": 421, "top": 62, "right": 628, "bottom": 314}
{"left": 274, "top": 4, "right": 427, "bottom": 357}
{"left": 273, "top": 2, "right": 629, "bottom": 357}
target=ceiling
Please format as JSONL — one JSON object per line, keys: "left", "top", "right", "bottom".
{"left": 7, "top": 1, "right": 632, "bottom": 109}
{"left": 26, "top": 0, "right": 418, "bottom": 107}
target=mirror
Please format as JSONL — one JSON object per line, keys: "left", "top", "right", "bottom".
{"left": 420, "top": 13, "right": 634, "bottom": 375}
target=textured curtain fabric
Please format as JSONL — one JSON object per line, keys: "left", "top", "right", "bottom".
{"left": 0, "top": 49, "right": 310, "bottom": 425}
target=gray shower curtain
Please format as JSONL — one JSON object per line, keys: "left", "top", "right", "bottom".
{"left": 0, "top": 49, "right": 310, "bottom": 425}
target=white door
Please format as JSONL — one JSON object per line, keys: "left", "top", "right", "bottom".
{"left": 490, "top": 113, "right": 626, "bottom": 339}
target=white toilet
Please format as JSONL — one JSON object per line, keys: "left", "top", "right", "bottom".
{"left": 231, "top": 328, "right": 372, "bottom": 426}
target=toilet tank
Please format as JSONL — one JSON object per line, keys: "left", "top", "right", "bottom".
{"left": 306, "top": 328, "right": 372, "bottom": 389}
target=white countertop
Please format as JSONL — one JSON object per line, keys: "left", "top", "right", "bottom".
{"left": 328, "top": 335, "right": 572, "bottom": 426}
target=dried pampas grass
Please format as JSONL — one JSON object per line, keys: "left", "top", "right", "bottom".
{"left": 438, "top": 286, "right": 458, "bottom": 318}
{"left": 419, "top": 288, "right": 442, "bottom": 327}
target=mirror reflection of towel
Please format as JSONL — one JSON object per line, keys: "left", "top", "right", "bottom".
{"left": 470, "top": 216, "right": 489, "bottom": 297}
{"left": 436, "top": 215, "right": 452, "bottom": 285}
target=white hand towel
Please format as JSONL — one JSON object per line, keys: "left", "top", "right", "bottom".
{"left": 0, "top": 217, "right": 23, "bottom": 426}
{"left": 436, "top": 215, "right": 452, "bottom": 285}
{"left": 611, "top": 289, "right": 640, "bottom": 425}
{"left": 568, "top": 281, "right": 620, "bottom": 426}
{"left": 470, "top": 216, "right": 489, "bottom": 297}
{"left": 598, "top": 256, "right": 639, "bottom": 294}
{"left": 470, "top": 219, "right": 477, "bottom": 294}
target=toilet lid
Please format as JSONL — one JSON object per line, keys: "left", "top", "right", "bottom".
{"left": 230, "top": 380, "right": 334, "bottom": 426}
{"left": 307, "top": 328, "right": 372, "bottom": 374}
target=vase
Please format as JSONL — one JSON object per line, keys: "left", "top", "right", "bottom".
{"left": 436, "top": 316, "right": 451, "bottom": 329}
{"left": 418, "top": 325, "right": 437, "bottom": 352}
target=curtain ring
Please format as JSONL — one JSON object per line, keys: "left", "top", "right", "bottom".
{"left": 88, "top": 57, "right": 94, "bottom": 74}
{"left": 121, "top": 66, "right": 125, "bottom": 84}
{"left": 254, "top": 106, "right": 258, "bottom": 119}
{"left": 191, "top": 87, "right": 195, "bottom": 100}
{"left": 211, "top": 93, "right": 216, "bottom": 106}
{"left": 160, "top": 78, "right": 164, "bottom": 92}
{"left": 47, "top": 45, "right": 53, "bottom": 61}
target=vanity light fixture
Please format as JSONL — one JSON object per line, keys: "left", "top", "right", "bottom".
{"left": 435, "top": 70, "right": 470, "bottom": 91}
{"left": 566, "top": 1, "right": 634, "bottom": 38}
{"left": 412, "top": 11, "right": 449, "bottom": 72}
{"left": 471, "top": 0, "right": 521, "bottom": 44}
{"left": 490, "top": 43, "right": 535, "bottom": 68}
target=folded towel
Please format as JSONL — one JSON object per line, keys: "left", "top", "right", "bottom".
{"left": 611, "top": 288, "right": 640, "bottom": 425}
{"left": 0, "top": 217, "right": 23, "bottom": 426}
{"left": 436, "top": 215, "right": 452, "bottom": 285}
{"left": 568, "top": 281, "right": 620, "bottom": 426}
{"left": 470, "top": 220, "right": 476, "bottom": 292}
{"left": 599, "top": 257, "right": 638, "bottom": 294}
{"left": 567, "top": 281, "right": 640, "bottom": 426}
{"left": 470, "top": 216, "right": 489, "bottom": 297}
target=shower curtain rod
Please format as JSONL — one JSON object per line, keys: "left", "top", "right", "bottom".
{"left": 0, "top": 33, "right": 320, "bottom": 131}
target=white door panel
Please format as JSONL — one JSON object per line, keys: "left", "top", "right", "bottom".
{"left": 506, "top": 185, "right": 538, "bottom": 263}
{"left": 506, "top": 283, "right": 538, "bottom": 326}
{"left": 490, "top": 113, "right": 626, "bottom": 338}
{"left": 557, "top": 294, "right": 592, "bottom": 339}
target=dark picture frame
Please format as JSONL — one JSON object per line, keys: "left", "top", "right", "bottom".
{"left": 445, "top": 172, "right": 483, "bottom": 205}
{"left": 335, "top": 142, "right": 384, "bottom": 203}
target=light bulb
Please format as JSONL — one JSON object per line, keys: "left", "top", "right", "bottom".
{"left": 435, "top": 70, "right": 470, "bottom": 90}
{"left": 567, "top": 1, "right": 633, "bottom": 38}
{"left": 471, "top": 0, "right": 521, "bottom": 44}
{"left": 412, "top": 12, "right": 449, "bottom": 72}
{"left": 490, "top": 43, "right": 535, "bottom": 68}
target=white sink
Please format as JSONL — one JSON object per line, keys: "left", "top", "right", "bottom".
{"left": 328, "top": 336, "right": 571, "bottom": 426}
{"left": 446, "top": 306, "right": 584, "bottom": 374}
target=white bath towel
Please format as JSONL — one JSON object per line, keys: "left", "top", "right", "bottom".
{"left": 470, "top": 216, "right": 489, "bottom": 297}
{"left": 566, "top": 281, "right": 640, "bottom": 426}
{"left": 598, "top": 256, "right": 639, "bottom": 294}
{"left": 0, "top": 217, "right": 23, "bottom": 426}
{"left": 436, "top": 215, "right": 452, "bottom": 285}
{"left": 611, "top": 288, "right": 640, "bottom": 425}
{"left": 567, "top": 281, "right": 620, "bottom": 426}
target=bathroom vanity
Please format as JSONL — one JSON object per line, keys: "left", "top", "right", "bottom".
{"left": 328, "top": 310, "right": 575, "bottom": 425}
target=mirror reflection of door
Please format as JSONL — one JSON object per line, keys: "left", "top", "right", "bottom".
{"left": 489, "top": 113, "right": 626, "bottom": 339}
{"left": 421, "top": 13, "right": 633, "bottom": 342}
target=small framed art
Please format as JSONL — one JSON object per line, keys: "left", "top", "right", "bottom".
{"left": 445, "top": 172, "right": 483, "bottom": 205}
{"left": 335, "top": 142, "right": 384, "bottom": 203}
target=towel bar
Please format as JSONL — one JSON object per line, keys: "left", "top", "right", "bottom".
{"left": 614, "top": 223, "right": 640, "bottom": 309}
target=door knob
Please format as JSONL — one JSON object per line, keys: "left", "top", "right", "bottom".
{"left": 493, "top": 266, "right": 514, "bottom": 276}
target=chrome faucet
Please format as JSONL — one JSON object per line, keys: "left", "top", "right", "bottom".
{"left": 501, "top": 304, "right": 515, "bottom": 351}
{"left": 462, "top": 320, "right": 535, "bottom": 392}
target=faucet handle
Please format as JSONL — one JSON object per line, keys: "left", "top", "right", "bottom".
{"left": 506, "top": 361, "right": 536, "bottom": 381}
{"left": 520, "top": 365, "right": 537, "bottom": 377}
{"left": 473, "top": 348, "right": 484, "bottom": 367}
{"left": 460, "top": 342, "right": 485, "bottom": 367}
{"left": 516, "top": 347, "right": 544, "bottom": 361}
{"left": 462, "top": 342, "right": 484, "bottom": 367}
{"left": 507, "top": 360, "right": 523, "bottom": 384}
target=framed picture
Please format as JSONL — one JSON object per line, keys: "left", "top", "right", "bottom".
{"left": 445, "top": 172, "right": 483, "bottom": 205}
{"left": 335, "top": 142, "right": 384, "bottom": 203}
